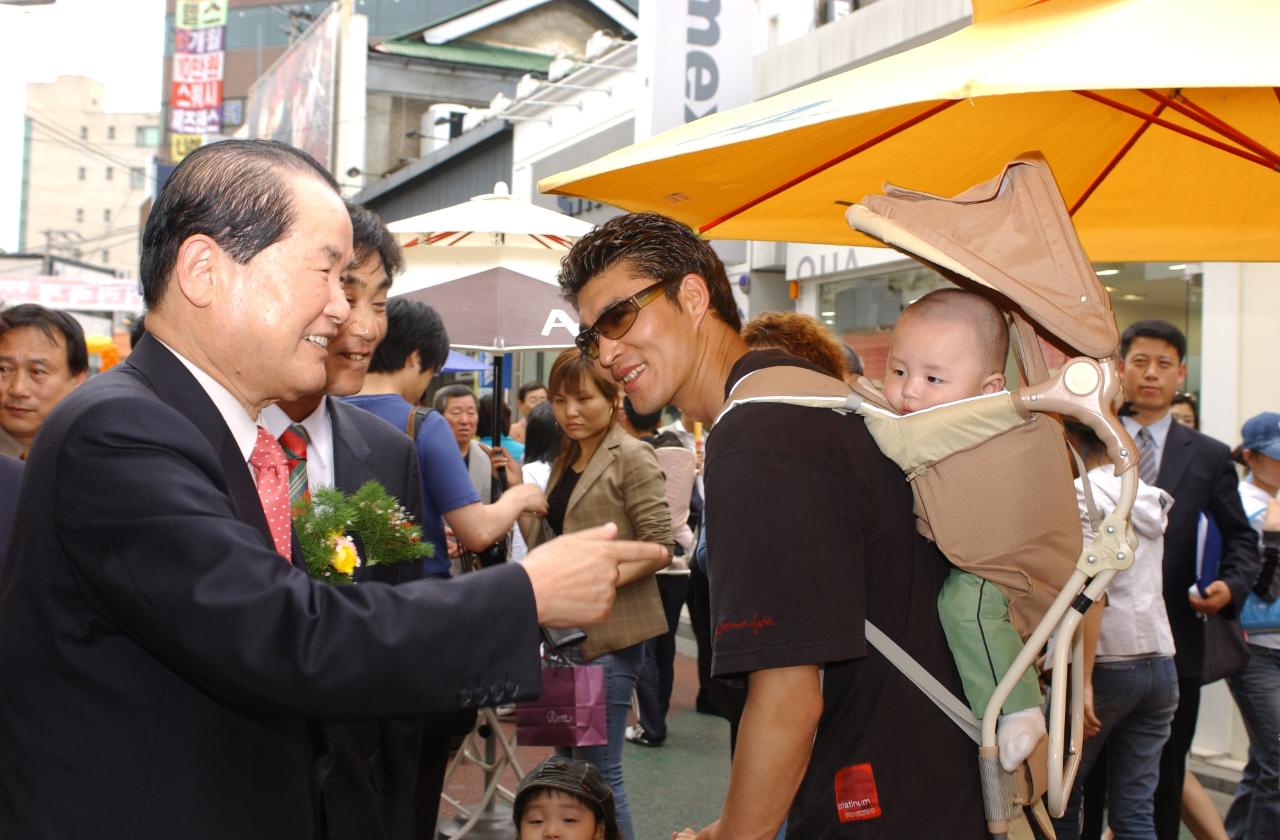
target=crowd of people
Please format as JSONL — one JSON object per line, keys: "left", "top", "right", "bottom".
{"left": 0, "top": 137, "right": 1276, "bottom": 840}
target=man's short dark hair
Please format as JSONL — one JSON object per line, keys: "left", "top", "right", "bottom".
{"left": 0, "top": 303, "right": 89, "bottom": 376}
{"left": 558, "top": 212, "right": 742, "bottom": 332}
{"left": 370, "top": 298, "right": 450, "bottom": 375}
{"left": 623, "top": 397, "right": 662, "bottom": 434}
{"left": 348, "top": 202, "right": 402, "bottom": 286}
{"left": 1120, "top": 319, "right": 1186, "bottom": 361}
{"left": 140, "top": 139, "right": 340, "bottom": 309}
{"left": 518, "top": 381, "right": 547, "bottom": 402}
{"left": 432, "top": 384, "right": 478, "bottom": 413}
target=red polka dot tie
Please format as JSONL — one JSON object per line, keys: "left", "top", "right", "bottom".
{"left": 249, "top": 426, "right": 293, "bottom": 563}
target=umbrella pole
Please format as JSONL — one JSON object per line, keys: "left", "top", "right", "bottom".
{"left": 492, "top": 353, "right": 507, "bottom": 497}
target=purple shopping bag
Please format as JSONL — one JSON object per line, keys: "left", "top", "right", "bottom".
{"left": 515, "top": 663, "right": 607, "bottom": 747}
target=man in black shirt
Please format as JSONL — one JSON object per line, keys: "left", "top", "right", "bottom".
{"left": 558, "top": 212, "right": 984, "bottom": 838}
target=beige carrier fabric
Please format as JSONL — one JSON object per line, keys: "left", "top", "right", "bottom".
{"left": 722, "top": 365, "right": 1081, "bottom": 640}
{"left": 847, "top": 152, "right": 1120, "bottom": 363}
{"left": 911, "top": 411, "right": 1082, "bottom": 639}
{"left": 855, "top": 392, "right": 1025, "bottom": 476}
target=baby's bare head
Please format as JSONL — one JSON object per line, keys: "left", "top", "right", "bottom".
{"left": 884, "top": 289, "right": 1009, "bottom": 413}
{"left": 900, "top": 289, "right": 1009, "bottom": 373}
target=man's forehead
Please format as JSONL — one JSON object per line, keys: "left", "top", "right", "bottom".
{"left": 1126, "top": 337, "right": 1180, "bottom": 360}
{"left": 0, "top": 325, "right": 65, "bottom": 354}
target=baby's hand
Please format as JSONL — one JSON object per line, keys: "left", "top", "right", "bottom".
{"left": 673, "top": 831, "right": 699, "bottom": 840}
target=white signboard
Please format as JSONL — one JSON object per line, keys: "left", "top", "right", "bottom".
{"left": 636, "top": 0, "right": 753, "bottom": 141}
{"left": 785, "top": 243, "right": 906, "bottom": 282}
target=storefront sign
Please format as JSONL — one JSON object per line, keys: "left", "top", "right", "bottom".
{"left": 0, "top": 275, "right": 144, "bottom": 312}
{"left": 172, "top": 52, "right": 224, "bottom": 83}
{"left": 786, "top": 243, "right": 905, "bottom": 281}
{"left": 636, "top": 0, "right": 752, "bottom": 140}
{"left": 176, "top": 0, "right": 228, "bottom": 30}
{"left": 171, "top": 0, "right": 225, "bottom": 162}
{"left": 175, "top": 25, "right": 224, "bottom": 54}
{"left": 170, "top": 132, "right": 204, "bottom": 163}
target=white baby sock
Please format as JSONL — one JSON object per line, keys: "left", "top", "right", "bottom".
{"left": 996, "top": 707, "right": 1046, "bottom": 773}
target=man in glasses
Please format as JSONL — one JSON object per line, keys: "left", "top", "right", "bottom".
{"left": 558, "top": 212, "right": 985, "bottom": 840}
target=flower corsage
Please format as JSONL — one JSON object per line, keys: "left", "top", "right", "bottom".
{"left": 292, "top": 481, "right": 434, "bottom": 583}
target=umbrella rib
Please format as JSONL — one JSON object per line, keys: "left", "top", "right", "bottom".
{"left": 1138, "top": 89, "right": 1280, "bottom": 167}
{"left": 1069, "top": 100, "right": 1167, "bottom": 217}
{"left": 697, "top": 99, "right": 960, "bottom": 235}
{"left": 528, "top": 234, "right": 554, "bottom": 249}
{"left": 1073, "top": 91, "right": 1279, "bottom": 172}
{"left": 426, "top": 231, "right": 458, "bottom": 245}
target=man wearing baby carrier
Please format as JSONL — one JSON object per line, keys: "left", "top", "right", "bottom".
{"left": 558, "top": 212, "right": 985, "bottom": 839}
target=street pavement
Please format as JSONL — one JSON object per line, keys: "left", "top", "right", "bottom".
{"left": 437, "top": 642, "right": 1233, "bottom": 839}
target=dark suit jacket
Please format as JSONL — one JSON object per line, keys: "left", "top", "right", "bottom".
{"left": 0, "top": 335, "right": 541, "bottom": 840}
{"left": 0, "top": 454, "right": 22, "bottom": 571}
{"left": 315, "top": 397, "right": 428, "bottom": 840}
{"left": 1155, "top": 419, "right": 1259, "bottom": 679}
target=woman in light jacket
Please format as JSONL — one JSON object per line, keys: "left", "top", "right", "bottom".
{"left": 521, "top": 348, "right": 672, "bottom": 840}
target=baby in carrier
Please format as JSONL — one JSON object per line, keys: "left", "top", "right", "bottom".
{"left": 881, "top": 287, "right": 1046, "bottom": 771}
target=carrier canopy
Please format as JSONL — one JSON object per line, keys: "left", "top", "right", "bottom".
{"left": 846, "top": 151, "right": 1120, "bottom": 384}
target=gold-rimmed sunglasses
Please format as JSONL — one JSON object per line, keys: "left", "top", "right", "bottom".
{"left": 575, "top": 277, "right": 679, "bottom": 360}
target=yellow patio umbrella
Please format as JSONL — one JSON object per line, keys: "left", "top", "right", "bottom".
{"left": 540, "top": 0, "right": 1280, "bottom": 261}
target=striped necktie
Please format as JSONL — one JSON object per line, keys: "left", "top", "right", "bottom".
{"left": 277, "top": 423, "right": 311, "bottom": 507}
{"left": 1136, "top": 427, "right": 1159, "bottom": 486}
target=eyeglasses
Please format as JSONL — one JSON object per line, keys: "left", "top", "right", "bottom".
{"left": 575, "top": 278, "right": 678, "bottom": 360}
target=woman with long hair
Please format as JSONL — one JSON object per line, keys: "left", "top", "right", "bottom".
{"left": 520, "top": 401, "right": 562, "bottom": 491}
{"left": 522, "top": 348, "right": 672, "bottom": 840}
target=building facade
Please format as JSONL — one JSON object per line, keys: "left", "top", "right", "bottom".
{"left": 20, "top": 76, "right": 162, "bottom": 278}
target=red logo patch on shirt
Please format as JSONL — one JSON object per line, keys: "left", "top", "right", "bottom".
{"left": 835, "top": 763, "right": 882, "bottom": 823}
{"left": 713, "top": 613, "right": 776, "bottom": 640}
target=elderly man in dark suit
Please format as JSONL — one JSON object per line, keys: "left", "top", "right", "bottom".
{"left": 0, "top": 139, "right": 661, "bottom": 840}
{"left": 1116, "top": 320, "right": 1260, "bottom": 839}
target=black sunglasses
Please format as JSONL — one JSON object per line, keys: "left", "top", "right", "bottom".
{"left": 575, "top": 278, "right": 679, "bottom": 360}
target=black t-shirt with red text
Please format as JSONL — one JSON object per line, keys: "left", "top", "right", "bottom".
{"left": 704, "top": 350, "right": 985, "bottom": 838}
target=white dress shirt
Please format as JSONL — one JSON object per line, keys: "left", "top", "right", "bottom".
{"left": 260, "top": 399, "right": 335, "bottom": 491}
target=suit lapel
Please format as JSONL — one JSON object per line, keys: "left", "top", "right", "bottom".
{"left": 125, "top": 335, "right": 275, "bottom": 553}
{"left": 328, "top": 399, "right": 375, "bottom": 495}
{"left": 1158, "top": 418, "right": 1194, "bottom": 493}
{"left": 567, "top": 424, "right": 622, "bottom": 515}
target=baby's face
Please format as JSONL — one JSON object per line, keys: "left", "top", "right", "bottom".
{"left": 884, "top": 315, "right": 1001, "bottom": 414}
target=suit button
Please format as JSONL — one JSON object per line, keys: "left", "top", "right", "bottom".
{"left": 458, "top": 688, "right": 473, "bottom": 707}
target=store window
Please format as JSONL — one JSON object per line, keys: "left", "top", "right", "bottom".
{"left": 817, "top": 261, "right": 1202, "bottom": 394}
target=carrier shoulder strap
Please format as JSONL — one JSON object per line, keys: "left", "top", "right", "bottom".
{"left": 716, "top": 365, "right": 861, "bottom": 425}
{"left": 864, "top": 620, "right": 981, "bottom": 743}
{"left": 406, "top": 406, "right": 432, "bottom": 440}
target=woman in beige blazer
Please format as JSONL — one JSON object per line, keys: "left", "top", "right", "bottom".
{"left": 523, "top": 348, "right": 672, "bottom": 840}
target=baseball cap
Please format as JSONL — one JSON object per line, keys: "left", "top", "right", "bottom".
{"left": 1241, "top": 412, "right": 1280, "bottom": 460}
{"left": 513, "top": 756, "right": 617, "bottom": 839}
